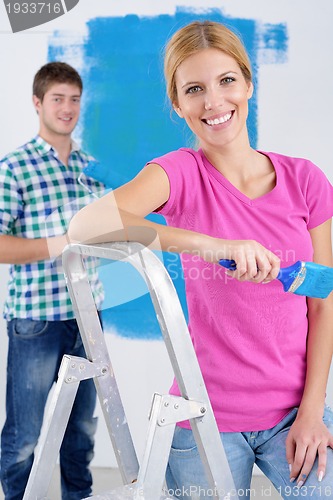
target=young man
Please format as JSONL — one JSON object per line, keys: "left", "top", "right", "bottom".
{"left": 0, "top": 62, "right": 104, "bottom": 500}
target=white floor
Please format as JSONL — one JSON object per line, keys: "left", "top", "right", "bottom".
{"left": 0, "top": 467, "right": 282, "bottom": 499}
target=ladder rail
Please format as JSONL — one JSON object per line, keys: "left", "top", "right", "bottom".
{"left": 63, "top": 248, "right": 140, "bottom": 485}
{"left": 23, "top": 356, "right": 80, "bottom": 500}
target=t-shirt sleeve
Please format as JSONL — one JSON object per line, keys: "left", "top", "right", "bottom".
{"left": 0, "top": 160, "right": 23, "bottom": 235}
{"left": 146, "top": 149, "right": 198, "bottom": 217}
{"left": 306, "top": 162, "right": 333, "bottom": 230}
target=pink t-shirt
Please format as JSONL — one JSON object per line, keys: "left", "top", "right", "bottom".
{"left": 148, "top": 148, "right": 333, "bottom": 432}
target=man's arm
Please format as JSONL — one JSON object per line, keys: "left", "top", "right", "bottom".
{"left": 0, "top": 234, "right": 68, "bottom": 264}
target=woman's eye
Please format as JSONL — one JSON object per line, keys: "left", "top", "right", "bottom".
{"left": 185, "top": 85, "right": 202, "bottom": 95}
{"left": 221, "top": 77, "right": 235, "bottom": 84}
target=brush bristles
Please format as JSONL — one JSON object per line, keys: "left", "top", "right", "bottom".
{"left": 294, "top": 265, "right": 333, "bottom": 299}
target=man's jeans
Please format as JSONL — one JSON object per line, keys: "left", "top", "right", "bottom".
{"left": 0, "top": 318, "right": 97, "bottom": 500}
{"left": 166, "top": 406, "right": 333, "bottom": 499}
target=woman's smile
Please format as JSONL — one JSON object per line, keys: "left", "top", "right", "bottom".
{"left": 202, "top": 110, "right": 234, "bottom": 127}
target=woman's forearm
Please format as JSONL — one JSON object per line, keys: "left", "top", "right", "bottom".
{"left": 68, "top": 198, "right": 212, "bottom": 257}
{"left": 67, "top": 194, "right": 280, "bottom": 275}
{"left": 298, "top": 299, "right": 333, "bottom": 418}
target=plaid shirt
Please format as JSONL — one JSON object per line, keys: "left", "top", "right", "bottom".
{"left": 0, "top": 135, "right": 105, "bottom": 321}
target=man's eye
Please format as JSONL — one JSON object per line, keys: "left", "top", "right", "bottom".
{"left": 185, "top": 85, "right": 202, "bottom": 94}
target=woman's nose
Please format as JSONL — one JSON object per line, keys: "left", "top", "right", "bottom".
{"left": 204, "top": 89, "right": 224, "bottom": 111}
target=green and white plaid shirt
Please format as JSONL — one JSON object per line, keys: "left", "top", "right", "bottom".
{"left": 0, "top": 135, "right": 104, "bottom": 320}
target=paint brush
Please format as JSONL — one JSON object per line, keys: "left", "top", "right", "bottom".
{"left": 219, "top": 259, "right": 333, "bottom": 299}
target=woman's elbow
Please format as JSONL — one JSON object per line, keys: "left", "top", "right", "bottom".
{"left": 67, "top": 198, "right": 125, "bottom": 245}
{"left": 68, "top": 210, "right": 86, "bottom": 243}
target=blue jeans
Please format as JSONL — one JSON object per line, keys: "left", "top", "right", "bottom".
{"left": 0, "top": 318, "right": 98, "bottom": 500}
{"left": 166, "top": 406, "right": 333, "bottom": 499}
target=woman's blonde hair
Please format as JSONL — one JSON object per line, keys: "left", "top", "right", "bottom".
{"left": 164, "top": 20, "right": 252, "bottom": 105}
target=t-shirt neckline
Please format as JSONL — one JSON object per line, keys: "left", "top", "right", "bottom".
{"left": 199, "top": 149, "right": 279, "bottom": 207}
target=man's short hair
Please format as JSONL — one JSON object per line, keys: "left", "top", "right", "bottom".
{"left": 33, "top": 61, "right": 83, "bottom": 101}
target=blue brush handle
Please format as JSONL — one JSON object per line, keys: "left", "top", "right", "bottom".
{"left": 219, "top": 259, "right": 303, "bottom": 292}
{"left": 219, "top": 259, "right": 238, "bottom": 271}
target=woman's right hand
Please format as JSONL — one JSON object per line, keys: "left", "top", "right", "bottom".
{"left": 202, "top": 237, "right": 280, "bottom": 284}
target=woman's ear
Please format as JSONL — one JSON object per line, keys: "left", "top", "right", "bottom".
{"left": 247, "top": 81, "right": 254, "bottom": 100}
{"left": 173, "top": 103, "right": 184, "bottom": 118}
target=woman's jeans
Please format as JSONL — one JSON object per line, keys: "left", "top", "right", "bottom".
{"left": 0, "top": 318, "right": 98, "bottom": 500}
{"left": 166, "top": 406, "right": 333, "bottom": 499}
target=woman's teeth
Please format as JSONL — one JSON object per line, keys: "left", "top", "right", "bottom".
{"left": 206, "top": 112, "right": 232, "bottom": 126}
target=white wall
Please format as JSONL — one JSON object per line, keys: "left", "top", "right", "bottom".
{"left": 0, "top": 0, "right": 332, "bottom": 472}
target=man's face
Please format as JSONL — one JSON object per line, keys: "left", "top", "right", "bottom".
{"left": 33, "top": 82, "right": 81, "bottom": 139}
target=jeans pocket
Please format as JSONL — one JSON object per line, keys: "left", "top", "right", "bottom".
{"left": 170, "top": 427, "right": 199, "bottom": 458}
{"left": 13, "top": 318, "right": 48, "bottom": 339}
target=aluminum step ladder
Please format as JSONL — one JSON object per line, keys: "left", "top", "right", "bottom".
{"left": 23, "top": 241, "right": 238, "bottom": 500}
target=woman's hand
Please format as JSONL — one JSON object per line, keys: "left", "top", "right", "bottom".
{"left": 202, "top": 238, "right": 280, "bottom": 283}
{"left": 286, "top": 413, "right": 333, "bottom": 486}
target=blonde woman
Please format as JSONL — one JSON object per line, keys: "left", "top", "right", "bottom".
{"left": 68, "top": 21, "right": 333, "bottom": 499}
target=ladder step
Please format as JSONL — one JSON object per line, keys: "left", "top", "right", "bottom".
{"left": 85, "top": 483, "right": 175, "bottom": 499}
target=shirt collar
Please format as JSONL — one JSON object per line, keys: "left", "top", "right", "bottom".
{"left": 33, "top": 135, "right": 81, "bottom": 156}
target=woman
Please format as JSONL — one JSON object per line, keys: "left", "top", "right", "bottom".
{"left": 68, "top": 21, "right": 333, "bottom": 499}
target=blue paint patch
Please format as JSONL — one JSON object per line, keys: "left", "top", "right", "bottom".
{"left": 256, "top": 22, "right": 288, "bottom": 64}
{"left": 103, "top": 293, "right": 168, "bottom": 340}
{"left": 48, "top": 8, "right": 288, "bottom": 340}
